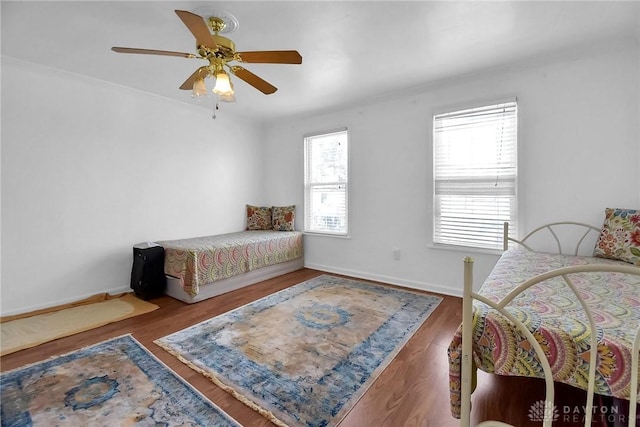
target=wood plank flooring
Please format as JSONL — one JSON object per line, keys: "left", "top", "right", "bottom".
{"left": 1, "top": 269, "right": 631, "bottom": 426}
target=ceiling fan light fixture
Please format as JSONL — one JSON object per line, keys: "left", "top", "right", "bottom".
{"left": 213, "top": 71, "right": 233, "bottom": 95}
{"left": 112, "top": 8, "right": 302, "bottom": 109}
{"left": 192, "top": 78, "right": 208, "bottom": 98}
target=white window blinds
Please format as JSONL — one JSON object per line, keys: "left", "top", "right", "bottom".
{"left": 304, "top": 129, "right": 349, "bottom": 235}
{"left": 433, "top": 100, "right": 517, "bottom": 250}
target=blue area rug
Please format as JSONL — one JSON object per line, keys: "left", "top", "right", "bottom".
{"left": 156, "top": 274, "right": 443, "bottom": 427}
{"left": 0, "top": 334, "right": 241, "bottom": 426}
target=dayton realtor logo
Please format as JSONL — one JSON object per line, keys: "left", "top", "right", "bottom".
{"left": 529, "top": 400, "right": 634, "bottom": 424}
{"left": 528, "top": 401, "right": 559, "bottom": 422}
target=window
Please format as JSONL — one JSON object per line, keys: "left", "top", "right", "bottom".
{"left": 304, "top": 129, "right": 349, "bottom": 236}
{"left": 433, "top": 100, "right": 517, "bottom": 251}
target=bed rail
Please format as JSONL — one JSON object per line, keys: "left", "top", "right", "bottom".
{"left": 503, "top": 221, "right": 600, "bottom": 255}
{"left": 460, "top": 258, "right": 640, "bottom": 427}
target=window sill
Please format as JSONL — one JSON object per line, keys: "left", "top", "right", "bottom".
{"left": 427, "top": 243, "right": 503, "bottom": 256}
{"left": 303, "top": 231, "right": 351, "bottom": 239}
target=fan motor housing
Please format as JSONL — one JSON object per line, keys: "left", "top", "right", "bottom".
{"left": 198, "top": 35, "right": 236, "bottom": 60}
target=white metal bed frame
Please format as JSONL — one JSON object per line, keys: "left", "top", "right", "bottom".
{"left": 502, "top": 221, "right": 601, "bottom": 254}
{"left": 460, "top": 222, "right": 640, "bottom": 427}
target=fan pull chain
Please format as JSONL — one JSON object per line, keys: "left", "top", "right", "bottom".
{"left": 212, "top": 96, "right": 220, "bottom": 119}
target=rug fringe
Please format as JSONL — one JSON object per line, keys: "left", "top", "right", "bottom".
{"left": 154, "top": 339, "right": 289, "bottom": 427}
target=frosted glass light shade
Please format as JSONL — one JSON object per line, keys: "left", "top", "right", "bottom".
{"left": 213, "top": 71, "right": 233, "bottom": 95}
{"left": 219, "top": 81, "right": 236, "bottom": 102}
{"left": 192, "top": 78, "right": 208, "bottom": 97}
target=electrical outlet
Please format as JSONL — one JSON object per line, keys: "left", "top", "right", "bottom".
{"left": 392, "top": 248, "right": 401, "bottom": 260}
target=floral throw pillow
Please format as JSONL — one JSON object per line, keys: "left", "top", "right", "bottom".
{"left": 272, "top": 205, "right": 295, "bottom": 231}
{"left": 593, "top": 208, "right": 640, "bottom": 265}
{"left": 246, "top": 205, "right": 272, "bottom": 230}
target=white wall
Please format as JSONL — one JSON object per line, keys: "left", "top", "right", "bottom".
{"left": 1, "top": 57, "right": 266, "bottom": 315}
{"left": 2, "top": 39, "right": 637, "bottom": 314}
{"left": 263, "top": 42, "right": 640, "bottom": 296}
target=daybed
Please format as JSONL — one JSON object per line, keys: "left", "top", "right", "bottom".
{"left": 157, "top": 229, "right": 304, "bottom": 304}
{"left": 449, "top": 210, "right": 640, "bottom": 426}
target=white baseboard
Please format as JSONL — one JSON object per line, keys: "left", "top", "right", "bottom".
{"left": 1, "top": 285, "right": 132, "bottom": 318}
{"left": 2, "top": 264, "right": 459, "bottom": 317}
{"left": 303, "top": 262, "right": 461, "bottom": 298}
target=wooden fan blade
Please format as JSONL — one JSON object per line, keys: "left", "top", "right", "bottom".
{"left": 112, "top": 47, "right": 196, "bottom": 58}
{"left": 236, "top": 50, "right": 302, "bottom": 64}
{"left": 179, "top": 66, "right": 210, "bottom": 90}
{"left": 229, "top": 66, "right": 277, "bottom": 94}
{"left": 175, "top": 10, "right": 213, "bottom": 48}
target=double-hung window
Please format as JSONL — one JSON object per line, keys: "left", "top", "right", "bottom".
{"left": 304, "top": 129, "right": 349, "bottom": 236}
{"left": 433, "top": 99, "right": 518, "bottom": 251}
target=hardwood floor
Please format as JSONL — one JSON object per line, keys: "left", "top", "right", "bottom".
{"left": 1, "top": 269, "right": 632, "bottom": 426}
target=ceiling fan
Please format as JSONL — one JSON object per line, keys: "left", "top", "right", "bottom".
{"left": 112, "top": 9, "right": 302, "bottom": 101}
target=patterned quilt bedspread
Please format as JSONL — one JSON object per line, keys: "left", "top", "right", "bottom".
{"left": 448, "top": 249, "right": 640, "bottom": 418}
{"left": 157, "top": 230, "right": 303, "bottom": 297}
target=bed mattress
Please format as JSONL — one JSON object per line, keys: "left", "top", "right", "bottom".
{"left": 157, "top": 230, "right": 303, "bottom": 297}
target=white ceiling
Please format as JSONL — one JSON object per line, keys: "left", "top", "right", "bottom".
{"left": 2, "top": 1, "right": 639, "bottom": 122}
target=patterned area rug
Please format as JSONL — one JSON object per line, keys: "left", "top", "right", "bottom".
{"left": 155, "top": 274, "right": 443, "bottom": 427}
{"left": 0, "top": 335, "right": 240, "bottom": 426}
